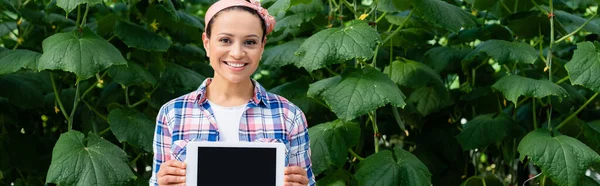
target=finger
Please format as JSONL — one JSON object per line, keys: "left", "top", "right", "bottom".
{"left": 158, "top": 175, "right": 186, "bottom": 185}
{"left": 284, "top": 166, "right": 306, "bottom": 176}
{"left": 167, "top": 160, "right": 187, "bottom": 169}
{"left": 284, "top": 174, "right": 308, "bottom": 184}
{"left": 284, "top": 182, "right": 303, "bottom": 186}
{"left": 166, "top": 167, "right": 186, "bottom": 176}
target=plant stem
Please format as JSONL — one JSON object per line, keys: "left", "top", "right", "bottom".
{"left": 68, "top": 79, "right": 81, "bottom": 131}
{"left": 555, "top": 76, "right": 569, "bottom": 84}
{"left": 556, "top": 92, "right": 599, "bottom": 130}
{"left": 75, "top": 5, "right": 82, "bottom": 27}
{"left": 555, "top": 10, "right": 597, "bottom": 44}
{"left": 81, "top": 3, "right": 90, "bottom": 27}
{"left": 514, "top": 0, "right": 519, "bottom": 13}
{"left": 82, "top": 99, "right": 108, "bottom": 121}
{"left": 500, "top": 0, "right": 513, "bottom": 14}
{"left": 382, "top": 11, "right": 413, "bottom": 44}
{"left": 99, "top": 127, "right": 111, "bottom": 135}
{"left": 547, "top": 0, "right": 554, "bottom": 131}
{"left": 130, "top": 153, "right": 143, "bottom": 164}
{"left": 348, "top": 148, "right": 364, "bottom": 161}
{"left": 50, "top": 73, "right": 70, "bottom": 121}
{"left": 369, "top": 111, "right": 379, "bottom": 153}
{"left": 125, "top": 86, "right": 131, "bottom": 107}
{"left": 130, "top": 99, "right": 147, "bottom": 108}
{"left": 391, "top": 106, "right": 406, "bottom": 131}
{"left": 371, "top": 45, "right": 379, "bottom": 66}
{"left": 376, "top": 12, "right": 387, "bottom": 23}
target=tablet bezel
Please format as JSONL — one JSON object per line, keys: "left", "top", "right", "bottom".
{"left": 185, "top": 141, "right": 286, "bottom": 186}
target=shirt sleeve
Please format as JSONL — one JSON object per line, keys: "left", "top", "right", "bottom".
{"left": 288, "top": 108, "right": 316, "bottom": 186}
{"left": 150, "top": 105, "right": 173, "bottom": 186}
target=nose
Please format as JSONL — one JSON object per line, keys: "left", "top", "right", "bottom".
{"left": 229, "top": 43, "right": 245, "bottom": 59}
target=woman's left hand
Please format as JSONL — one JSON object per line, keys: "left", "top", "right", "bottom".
{"left": 284, "top": 166, "right": 309, "bottom": 186}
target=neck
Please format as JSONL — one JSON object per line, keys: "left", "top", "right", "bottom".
{"left": 206, "top": 76, "right": 254, "bottom": 107}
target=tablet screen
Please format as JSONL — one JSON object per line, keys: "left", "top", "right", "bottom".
{"left": 196, "top": 147, "right": 277, "bottom": 186}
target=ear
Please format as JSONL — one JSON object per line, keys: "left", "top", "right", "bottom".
{"left": 202, "top": 32, "right": 210, "bottom": 57}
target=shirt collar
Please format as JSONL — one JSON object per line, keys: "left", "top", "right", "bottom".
{"left": 194, "top": 78, "right": 270, "bottom": 108}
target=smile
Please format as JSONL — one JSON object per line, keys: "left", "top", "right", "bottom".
{"left": 224, "top": 61, "right": 248, "bottom": 68}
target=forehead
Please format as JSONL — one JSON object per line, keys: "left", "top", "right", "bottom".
{"left": 211, "top": 10, "right": 263, "bottom": 37}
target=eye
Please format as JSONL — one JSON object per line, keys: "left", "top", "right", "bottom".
{"left": 244, "top": 40, "right": 257, "bottom": 45}
{"left": 219, "top": 38, "right": 231, "bottom": 44}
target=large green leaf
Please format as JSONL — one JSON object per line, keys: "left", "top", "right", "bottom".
{"left": 464, "top": 40, "right": 538, "bottom": 65}
{"left": 316, "top": 168, "right": 355, "bottom": 186}
{"left": 160, "top": 63, "right": 206, "bottom": 93}
{"left": 583, "top": 120, "right": 600, "bottom": 153}
{"left": 114, "top": 21, "right": 171, "bottom": 52}
{"left": 262, "top": 39, "right": 304, "bottom": 68}
{"left": 176, "top": 11, "right": 203, "bottom": 28}
{"left": 460, "top": 175, "right": 504, "bottom": 186}
{"left": 555, "top": 11, "right": 600, "bottom": 34}
{"left": 38, "top": 28, "right": 127, "bottom": 80}
{"left": 269, "top": 77, "right": 321, "bottom": 113}
{"left": 268, "top": 0, "right": 291, "bottom": 16}
{"left": 108, "top": 108, "right": 154, "bottom": 152}
{"left": 448, "top": 24, "right": 513, "bottom": 45}
{"left": 0, "top": 22, "right": 17, "bottom": 37}
{"left": 384, "top": 59, "right": 443, "bottom": 88}
{"left": 295, "top": 20, "right": 380, "bottom": 72}
{"left": 424, "top": 47, "right": 472, "bottom": 73}
{"left": 413, "top": 0, "right": 478, "bottom": 32}
{"left": 382, "top": 28, "right": 434, "bottom": 49}
{"left": 107, "top": 61, "right": 157, "bottom": 87}
{"left": 46, "top": 131, "right": 136, "bottom": 185}
{"left": 355, "top": 148, "right": 432, "bottom": 186}
{"left": 456, "top": 113, "right": 519, "bottom": 150}
{"left": 565, "top": 41, "right": 600, "bottom": 92}
{"left": 308, "top": 120, "right": 360, "bottom": 176}
{"left": 491, "top": 75, "right": 568, "bottom": 105}
{"left": 0, "top": 73, "right": 45, "bottom": 108}
{"left": 407, "top": 85, "right": 451, "bottom": 116}
{"left": 307, "top": 76, "right": 341, "bottom": 98}
{"left": 322, "top": 67, "right": 406, "bottom": 121}
{"left": 0, "top": 49, "right": 40, "bottom": 74}
{"left": 518, "top": 129, "right": 600, "bottom": 186}
{"left": 274, "top": 0, "right": 322, "bottom": 32}
{"left": 56, "top": 0, "right": 102, "bottom": 14}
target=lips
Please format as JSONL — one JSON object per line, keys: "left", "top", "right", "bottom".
{"left": 223, "top": 61, "right": 248, "bottom": 68}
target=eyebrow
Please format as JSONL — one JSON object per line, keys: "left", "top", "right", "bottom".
{"left": 217, "top": 33, "right": 260, "bottom": 39}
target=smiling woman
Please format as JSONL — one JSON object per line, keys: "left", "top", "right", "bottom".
{"left": 150, "top": 0, "right": 315, "bottom": 186}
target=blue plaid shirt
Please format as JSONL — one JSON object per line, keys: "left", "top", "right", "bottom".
{"left": 151, "top": 78, "right": 315, "bottom": 186}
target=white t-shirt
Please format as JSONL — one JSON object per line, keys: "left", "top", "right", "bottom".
{"left": 207, "top": 100, "right": 246, "bottom": 142}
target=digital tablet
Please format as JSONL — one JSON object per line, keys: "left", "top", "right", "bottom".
{"left": 185, "top": 141, "right": 286, "bottom": 186}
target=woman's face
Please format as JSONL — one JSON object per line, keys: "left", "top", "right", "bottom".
{"left": 202, "top": 10, "right": 264, "bottom": 84}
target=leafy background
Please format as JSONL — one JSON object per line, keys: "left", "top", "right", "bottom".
{"left": 1, "top": 0, "right": 600, "bottom": 185}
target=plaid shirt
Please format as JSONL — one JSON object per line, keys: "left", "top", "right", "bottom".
{"left": 151, "top": 78, "right": 315, "bottom": 186}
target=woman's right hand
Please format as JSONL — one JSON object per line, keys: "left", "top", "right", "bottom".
{"left": 157, "top": 159, "right": 187, "bottom": 186}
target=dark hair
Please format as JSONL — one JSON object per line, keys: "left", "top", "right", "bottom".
{"left": 205, "top": 6, "right": 267, "bottom": 41}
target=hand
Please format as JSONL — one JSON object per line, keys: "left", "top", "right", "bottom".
{"left": 284, "top": 166, "right": 309, "bottom": 186}
{"left": 157, "top": 160, "right": 187, "bottom": 186}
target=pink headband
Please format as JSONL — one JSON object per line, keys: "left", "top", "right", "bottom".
{"left": 204, "top": 0, "right": 276, "bottom": 35}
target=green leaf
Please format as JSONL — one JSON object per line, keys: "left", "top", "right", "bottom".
{"left": 505, "top": 11, "right": 552, "bottom": 39}
{"left": 377, "top": 0, "right": 401, "bottom": 13}
{"left": 307, "top": 75, "right": 341, "bottom": 98}
{"left": 448, "top": 24, "right": 513, "bottom": 45}
{"left": 555, "top": 11, "right": 600, "bottom": 34}
{"left": 384, "top": 59, "right": 443, "bottom": 88}
{"left": 413, "top": 0, "right": 478, "bottom": 32}
{"left": 424, "top": 47, "right": 472, "bottom": 73}
{"left": 160, "top": 63, "right": 206, "bottom": 93}
{"left": 38, "top": 28, "right": 127, "bottom": 80}
{"left": 275, "top": 0, "right": 322, "bottom": 32}
{"left": 565, "top": 41, "right": 600, "bottom": 92}
{"left": 464, "top": 40, "right": 538, "bottom": 65}
{"left": 518, "top": 129, "right": 600, "bottom": 186}
{"left": 262, "top": 39, "right": 304, "bottom": 68}
{"left": 0, "top": 49, "right": 40, "bottom": 74}
{"left": 46, "top": 131, "right": 136, "bottom": 185}
{"left": 316, "top": 168, "right": 355, "bottom": 186}
{"left": 382, "top": 28, "right": 434, "bottom": 49}
{"left": 269, "top": 77, "right": 320, "bottom": 113}
{"left": 0, "top": 73, "right": 45, "bottom": 108}
{"left": 456, "top": 113, "right": 518, "bottom": 150}
{"left": 295, "top": 20, "right": 380, "bottom": 72}
{"left": 0, "top": 22, "right": 17, "bottom": 37}
{"left": 268, "top": 0, "right": 291, "bottom": 16}
{"left": 407, "top": 85, "right": 451, "bottom": 116}
{"left": 0, "top": 0, "right": 18, "bottom": 14}
{"left": 470, "top": 0, "right": 498, "bottom": 10}
{"left": 583, "top": 120, "right": 600, "bottom": 153}
{"left": 355, "top": 148, "right": 432, "bottom": 186}
{"left": 491, "top": 75, "right": 569, "bottom": 105}
{"left": 107, "top": 61, "right": 157, "bottom": 87}
{"left": 291, "top": 0, "right": 312, "bottom": 6}
{"left": 108, "top": 108, "right": 154, "bottom": 152}
{"left": 56, "top": 0, "right": 102, "bottom": 14}
{"left": 322, "top": 67, "right": 405, "bottom": 121}
{"left": 308, "top": 120, "right": 360, "bottom": 176}
{"left": 114, "top": 21, "right": 171, "bottom": 52}
{"left": 176, "top": 11, "right": 203, "bottom": 28}
{"left": 580, "top": 176, "right": 600, "bottom": 186}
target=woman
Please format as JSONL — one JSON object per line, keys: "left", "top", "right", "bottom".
{"left": 150, "top": 0, "right": 315, "bottom": 185}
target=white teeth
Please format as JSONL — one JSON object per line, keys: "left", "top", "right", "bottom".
{"left": 225, "top": 62, "right": 245, "bottom": 68}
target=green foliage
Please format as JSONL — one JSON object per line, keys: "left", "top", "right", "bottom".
{"left": 3, "top": 0, "right": 600, "bottom": 185}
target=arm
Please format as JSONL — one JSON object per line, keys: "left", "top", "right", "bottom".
{"left": 287, "top": 108, "right": 316, "bottom": 186}
{"left": 150, "top": 105, "right": 173, "bottom": 186}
